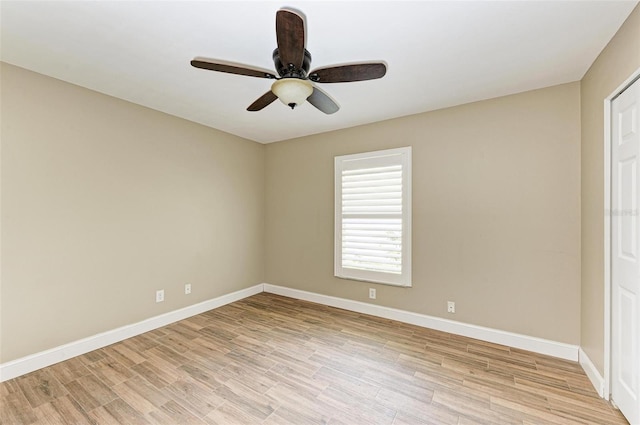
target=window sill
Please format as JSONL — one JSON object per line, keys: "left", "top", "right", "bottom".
{"left": 335, "top": 274, "right": 412, "bottom": 288}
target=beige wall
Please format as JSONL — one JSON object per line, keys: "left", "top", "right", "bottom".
{"left": 6, "top": 4, "right": 638, "bottom": 365}
{"left": 0, "top": 63, "right": 265, "bottom": 362}
{"left": 581, "top": 4, "right": 640, "bottom": 374}
{"left": 266, "top": 82, "right": 582, "bottom": 344}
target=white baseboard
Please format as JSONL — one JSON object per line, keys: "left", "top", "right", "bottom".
{"left": 1, "top": 282, "right": 584, "bottom": 382}
{"left": 263, "top": 283, "right": 579, "bottom": 362}
{"left": 0, "top": 283, "right": 264, "bottom": 382}
{"left": 579, "top": 347, "right": 605, "bottom": 397}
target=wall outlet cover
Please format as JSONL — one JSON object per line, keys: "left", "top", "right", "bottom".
{"left": 447, "top": 301, "right": 455, "bottom": 313}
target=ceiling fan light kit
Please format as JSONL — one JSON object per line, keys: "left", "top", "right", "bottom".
{"left": 271, "top": 78, "right": 314, "bottom": 109}
{"left": 191, "top": 9, "right": 386, "bottom": 114}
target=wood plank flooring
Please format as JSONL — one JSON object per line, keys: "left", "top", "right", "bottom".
{"left": 0, "top": 293, "right": 629, "bottom": 424}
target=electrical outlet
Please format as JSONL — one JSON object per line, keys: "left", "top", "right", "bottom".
{"left": 447, "top": 301, "right": 455, "bottom": 313}
{"left": 369, "top": 288, "right": 376, "bottom": 299}
{"left": 185, "top": 283, "right": 191, "bottom": 295}
{"left": 156, "top": 289, "right": 165, "bottom": 303}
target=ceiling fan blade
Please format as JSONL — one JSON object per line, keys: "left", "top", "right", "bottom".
{"left": 191, "top": 58, "right": 276, "bottom": 79}
{"left": 247, "top": 91, "right": 278, "bottom": 111}
{"left": 309, "top": 63, "right": 387, "bottom": 83}
{"left": 307, "top": 87, "right": 339, "bottom": 114}
{"left": 276, "top": 9, "right": 305, "bottom": 70}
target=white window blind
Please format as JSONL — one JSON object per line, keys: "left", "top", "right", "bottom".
{"left": 335, "top": 147, "right": 412, "bottom": 287}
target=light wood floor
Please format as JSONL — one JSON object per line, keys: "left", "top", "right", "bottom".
{"left": 0, "top": 293, "right": 629, "bottom": 425}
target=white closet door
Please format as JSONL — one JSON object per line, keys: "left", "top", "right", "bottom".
{"left": 612, "top": 77, "right": 640, "bottom": 425}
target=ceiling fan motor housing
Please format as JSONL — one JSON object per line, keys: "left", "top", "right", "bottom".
{"left": 273, "top": 48, "right": 312, "bottom": 78}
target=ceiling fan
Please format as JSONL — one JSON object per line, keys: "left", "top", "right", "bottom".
{"left": 191, "top": 8, "right": 387, "bottom": 114}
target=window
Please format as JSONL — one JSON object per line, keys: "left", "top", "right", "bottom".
{"left": 334, "top": 147, "right": 412, "bottom": 287}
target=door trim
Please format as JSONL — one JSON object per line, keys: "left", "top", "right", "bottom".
{"left": 604, "top": 66, "right": 640, "bottom": 401}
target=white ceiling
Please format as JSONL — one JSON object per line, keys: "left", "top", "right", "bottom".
{"left": 1, "top": 1, "right": 637, "bottom": 143}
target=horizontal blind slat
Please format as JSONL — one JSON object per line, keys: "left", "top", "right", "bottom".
{"left": 343, "top": 229, "right": 402, "bottom": 236}
{"left": 343, "top": 193, "right": 401, "bottom": 201}
{"left": 343, "top": 254, "right": 402, "bottom": 267}
{"left": 343, "top": 218, "right": 402, "bottom": 224}
{"left": 343, "top": 252, "right": 402, "bottom": 259}
{"left": 343, "top": 186, "right": 402, "bottom": 195}
{"left": 342, "top": 165, "right": 401, "bottom": 176}
{"left": 342, "top": 261, "right": 402, "bottom": 274}
{"left": 343, "top": 206, "right": 402, "bottom": 214}
{"left": 342, "top": 171, "right": 402, "bottom": 183}
{"left": 342, "top": 242, "right": 402, "bottom": 252}
{"left": 344, "top": 201, "right": 401, "bottom": 209}
{"left": 343, "top": 235, "right": 402, "bottom": 244}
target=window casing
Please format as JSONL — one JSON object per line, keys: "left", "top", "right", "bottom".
{"left": 334, "top": 147, "right": 412, "bottom": 287}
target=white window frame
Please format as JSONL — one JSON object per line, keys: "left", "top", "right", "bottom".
{"left": 334, "top": 147, "right": 412, "bottom": 287}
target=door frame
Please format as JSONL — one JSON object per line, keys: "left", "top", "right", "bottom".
{"left": 604, "top": 66, "right": 640, "bottom": 401}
